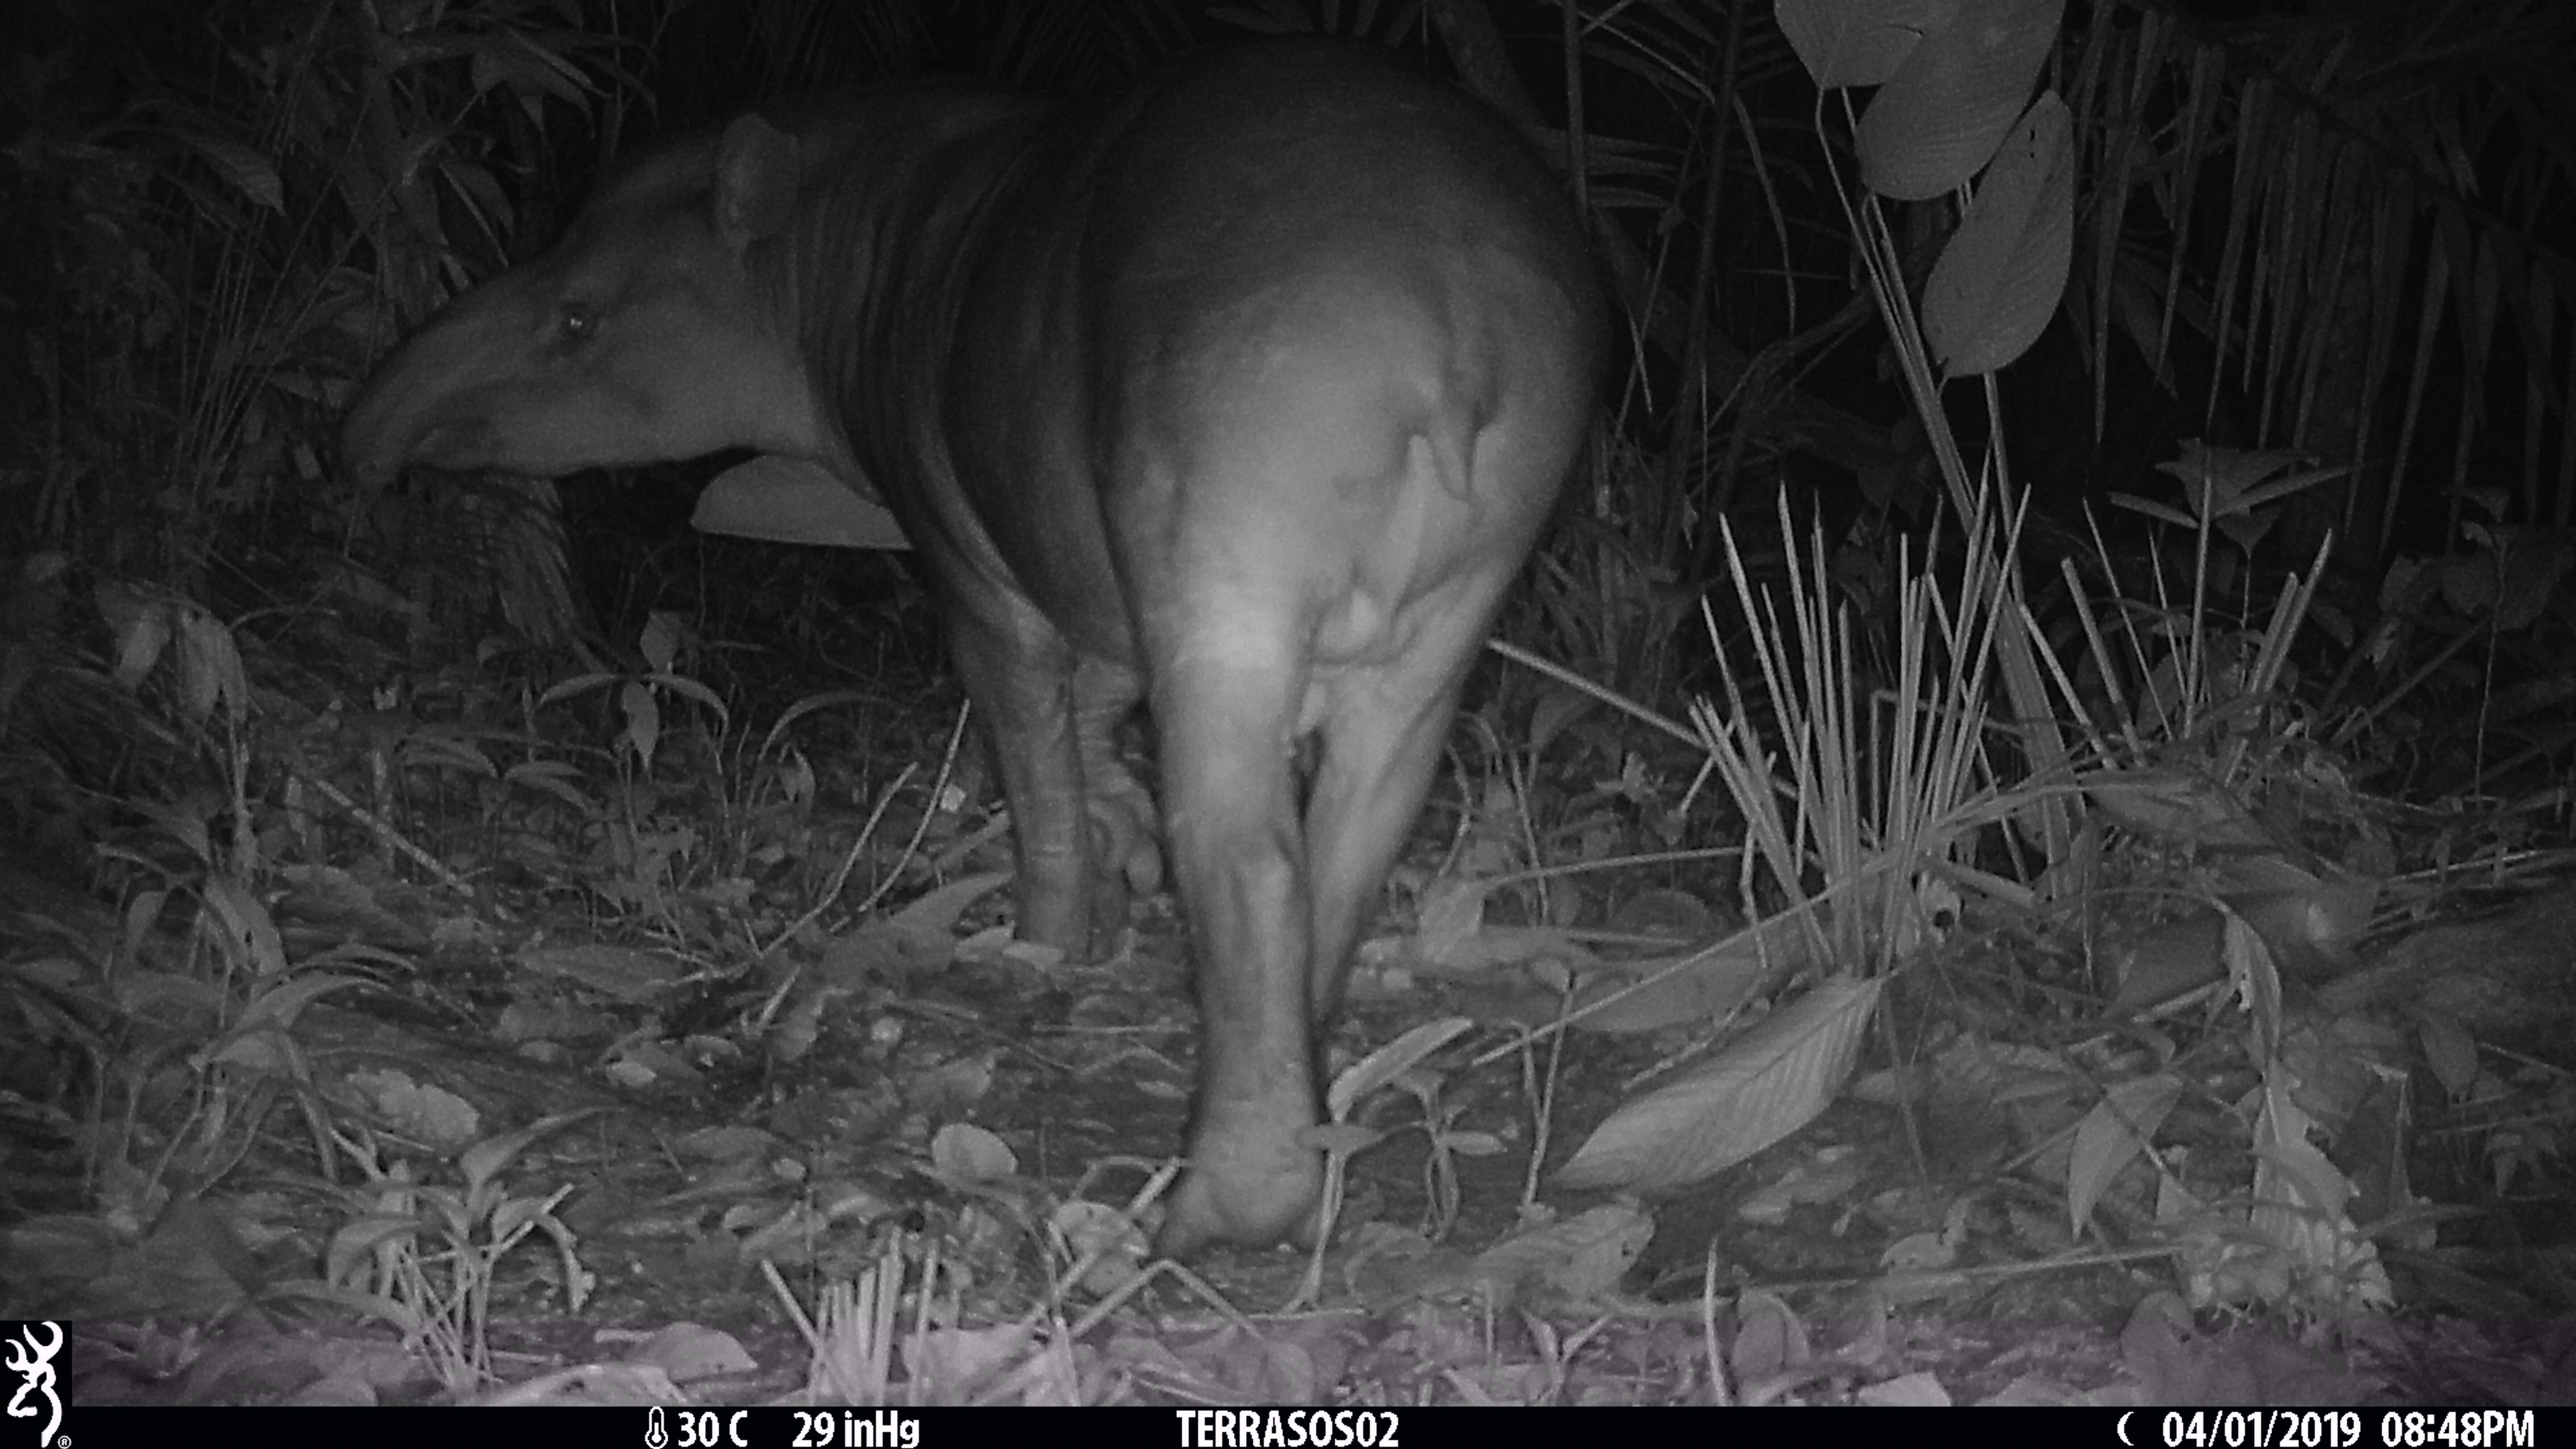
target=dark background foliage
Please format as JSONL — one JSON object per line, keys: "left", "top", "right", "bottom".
{"left": 3, "top": 0, "right": 2571, "bottom": 849}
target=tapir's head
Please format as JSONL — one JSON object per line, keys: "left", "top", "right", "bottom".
{"left": 343, "top": 116, "right": 818, "bottom": 484}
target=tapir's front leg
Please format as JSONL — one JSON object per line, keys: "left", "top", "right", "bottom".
{"left": 942, "top": 596, "right": 1096, "bottom": 958}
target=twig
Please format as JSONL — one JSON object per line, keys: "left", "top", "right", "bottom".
{"left": 288, "top": 763, "right": 481, "bottom": 901}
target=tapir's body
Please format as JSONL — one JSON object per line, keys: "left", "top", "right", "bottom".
{"left": 344, "top": 41, "right": 1605, "bottom": 1254}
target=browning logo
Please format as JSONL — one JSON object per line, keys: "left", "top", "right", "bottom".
{"left": 2, "top": 1323, "right": 62, "bottom": 1447}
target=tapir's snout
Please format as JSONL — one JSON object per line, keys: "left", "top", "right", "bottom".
{"left": 341, "top": 391, "right": 491, "bottom": 485}
{"left": 339, "top": 373, "right": 428, "bottom": 484}
{"left": 340, "top": 296, "right": 523, "bottom": 485}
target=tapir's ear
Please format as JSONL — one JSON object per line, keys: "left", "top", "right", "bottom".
{"left": 715, "top": 115, "right": 799, "bottom": 243}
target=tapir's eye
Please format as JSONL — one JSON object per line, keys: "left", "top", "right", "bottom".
{"left": 559, "top": 303, "right": 597, "bottom": 341}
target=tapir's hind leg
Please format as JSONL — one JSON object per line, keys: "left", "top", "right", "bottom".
{"left": 1300, "top": 576, "right": 1518, "bottom": 1021}
{"left": 1144, "top": 610, "right": 1326, "bottom": 1256}
{"left": 1148, "top": 571, "right": 1526, "bottom": 1255}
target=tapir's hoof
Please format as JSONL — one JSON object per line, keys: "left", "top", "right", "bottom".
{"left": 1090, "top": 795, "right": 1163, "bottom": 898}
{"left": 1155, "top": 1131, "right": 1325, "bottom": 1258}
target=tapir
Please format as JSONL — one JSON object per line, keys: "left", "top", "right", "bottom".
{"left": 342, "top": 40, "right": 1606, "bottom": 1254}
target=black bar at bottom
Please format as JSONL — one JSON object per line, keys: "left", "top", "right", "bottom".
{"left": 52, "top": 1403, "right": 2561, "bottom": 1449}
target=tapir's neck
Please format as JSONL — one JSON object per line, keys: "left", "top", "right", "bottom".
{"left": 741, "top": 89, "right": 1057, "bottom": 486}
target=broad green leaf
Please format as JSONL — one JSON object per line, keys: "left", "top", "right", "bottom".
{"left": 1554, "top": 975, "right": 1880, "bottom": 1192}
{"left": 2068, "top": 1072, "right": 2181, "bottom": 1233}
